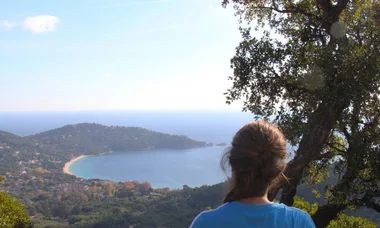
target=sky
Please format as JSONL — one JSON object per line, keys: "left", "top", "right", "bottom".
{"left": 0, "top": 0, "right": 247, "bottom": 111}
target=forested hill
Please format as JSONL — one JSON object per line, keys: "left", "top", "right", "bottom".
{"left": 0, "top": 130, "right": 35, "bottom": 148}
{"left": 28, "top": 123, "right": 212, "bottom": 155}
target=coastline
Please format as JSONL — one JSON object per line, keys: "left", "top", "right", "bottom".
{"left": 63, "top": 155, "right": 87, "bottom": 175}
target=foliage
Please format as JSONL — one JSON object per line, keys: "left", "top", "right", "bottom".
{"left": 327, "top": 214, "right": 377, "bottom": 228}
{"left": 221, "top": 0, "right": 380, "bottom": 226}
{"left": 293, "top": 196, "right": 319, "bottom": 216}
{"left": 28, "top": 181, "right": 379, "bottom": 227}
{"left": 0, "top": 191, "right": 33, "bottom": 228}
{"left": 64, "top": 183, "right": 225, "bottom": 228}
{"left": 32, "top": 218, "right": 69, "bottom": 228}
{"left": 0, "top": 123, "right": 213, "bottom": 227}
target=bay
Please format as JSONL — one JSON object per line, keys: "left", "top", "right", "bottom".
{"left": 69, "top": 146, "right": 230, "bottom": 189}
{"left": 1, "top": 110, "right": 284, "bottom": 189}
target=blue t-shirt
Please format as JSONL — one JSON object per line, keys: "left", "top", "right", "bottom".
{"left": 190, "top": 202, "right": 315, "bottom": 228}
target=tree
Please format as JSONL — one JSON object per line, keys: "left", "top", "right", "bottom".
{"left": 123, "top": 182, "right": 135, "bottom": 189}
{"left": 105, "top": 183, "right": 116, "bottom": 197}
{"left": 0, "top": 192, "right": 33, "bottom": 228}
{"left": 137, "top": 181, "right": 152, "bottom": 194}
{"left": 221, "top": 0, "right": 380, "bottom": 227}
{"left": 71, "top": 205, "right": 81, "bottom": 215}
{"left": 51, "top": 202, "right": 70, "bottom": 219}
{"left": 116, "top": 188, "right": 135, "bottom": 198}
{"left": 327, "top": 214, "right": 377, "bottom": 228}
{"left": 135, "top": 204, "right": 146, "bottom": 213}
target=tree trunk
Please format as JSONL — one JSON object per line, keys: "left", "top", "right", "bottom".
{"left": 268, "top": 0, "right": 352, "bottom": 207}
{"left": 280, "top": 102, "right": 339, "bottom": 205}
{"left": 270, "top": 95, "right": 349, "bottom": 204}
{"left": 312, "top": 204, "right": 346, "bottom": 228}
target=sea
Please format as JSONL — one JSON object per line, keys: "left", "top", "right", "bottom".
{"left": 1, "top": 110, "right": 260, "bottom": 189}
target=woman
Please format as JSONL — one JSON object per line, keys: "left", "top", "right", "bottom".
{"left": 190, "top": 121, "right": 315, "bottom": 228}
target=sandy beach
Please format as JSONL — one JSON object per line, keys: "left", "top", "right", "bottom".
{"left": 63, "top": 155, "right": 87, "bottom": 175}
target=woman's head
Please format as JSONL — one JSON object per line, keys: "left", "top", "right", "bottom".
{"left": 222, "top": 121, "right": 287, "bottom": 203}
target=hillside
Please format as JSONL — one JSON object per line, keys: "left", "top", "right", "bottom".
{"left": 0, "top": 130, "right": 36, "bottom": 149}
{"left": 0, "top": 123, "right": 211, "bottom": 176}
{"left": 0, "top": 124, "right": 378, "bottom": 227}
{"left": 0, "top": 123, "right": 217, "bottom": 227}
{"left": 28, "top": 123, "right": 211, "bottom": 155}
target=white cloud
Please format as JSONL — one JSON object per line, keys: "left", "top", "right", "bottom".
{"left": 104, "top": 73, "right": 111, "bottom": 77}
{"left": 23, "top": 15, "right": 60, "bottom": 34}
{"left": 2, "top": 20, "right": 14, "bottom": 30}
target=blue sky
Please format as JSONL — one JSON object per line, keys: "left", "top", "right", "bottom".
{"left": 0, "top": 0, "right": 246, "bottom": 111}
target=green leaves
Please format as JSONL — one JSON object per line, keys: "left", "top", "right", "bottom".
{"left": 0, "top": 192, "right": 33, "bottom": 228}
{"left": 327, "top": 214, "right": 377, "bottom": 228}
{"left": 312, "top": 189, "right": 321, "bottom": 199}
{"left": 293, "top": 196, "right": 318, "bottom": 216}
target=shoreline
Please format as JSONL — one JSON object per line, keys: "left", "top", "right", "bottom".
{"left": 61, "top": 145, "right": 225, "bottom": 179}
{"left": 63, "top": 155, "right": 87, "bottom": 175}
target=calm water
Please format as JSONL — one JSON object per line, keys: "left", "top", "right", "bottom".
{"left": 69, "top": 146, "right": 229, "bottom": 189}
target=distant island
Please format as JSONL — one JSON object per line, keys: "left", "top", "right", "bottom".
{"left": 30, "top": 123, "right": 211, "bottom": 155}
{"left": 216, "top": 143, "right": 228, "bottom": 147}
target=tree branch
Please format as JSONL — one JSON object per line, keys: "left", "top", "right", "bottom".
{"left": 361, "top": 193, "right": 380, "bottom": 213}
{"left": 355, "top": 26, "right": 363, "bottom": 45}
{"left": 315, "top": 0, "right": 332, "bottom": 15}
{"left": 283, "top": 82, "right": 313, "bottom": 95}
{"left": 339, "top": 121, "right": 350, "bottom": 140}
{"left": 222, "top": 0, "right": 319, "bottom": 20}
{"left": 248, "top": 5, "right": 311, "bottom": 18}
{"left": 315, "top": 151, "right": 336, "bottom": 160}
{"left": 312, "top": 204, "right": 347, "bottom": 228}
{"left": 335, "top": 0, "right": 350, "bottom": 16}
{"left": 369, "top": 202, "right": 380, "bottom": 213}
{"left": 326, "top": 142, "right": 346, "bottom": 154}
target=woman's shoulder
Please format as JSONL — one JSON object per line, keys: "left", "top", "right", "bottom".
{"left": 281, "top": 204, "right": 315, "bottom": 227}
{"left": 283, "top": 204, "right": 312, "bottom": 217}
{"left": 194, "top": 203, "right": 231, "bottom": 219}
{"left": 190, "top": 203, "right": 315, "bottom": 228}
{"left": 190, "top": 203, "right": 230, "bottom": 227}
{"left": 262, "top": 203, "right": 315, "bottom": 227}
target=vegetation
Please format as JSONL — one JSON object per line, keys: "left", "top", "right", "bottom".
{"left": 0, "top": 124, "right": 212, "bottom": 227}
{"left": 1, "top": 123, "right": 379, "bottom": 227}
{"left": 327, "top": 214, "right": 377, "bottom": 228}
{"left": 222, "top": 0, "right": 380, "bottom": 226}
{"left": 292, "top": 196, "right": 377, "bottom": 227}
{"left": 0, "top": 177, "right": 33, "bottom": 228}
{"left": 29, "top": 123, "right": 211, "bottom": 155}
{"left": 32, "top": 218, "right": 69, "bottom": 228}
{"left": 0, "top": 123, "right": 210, "bottom": 175}
{"left": 63, "top": 184, "right": 225, "bottom": 228}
